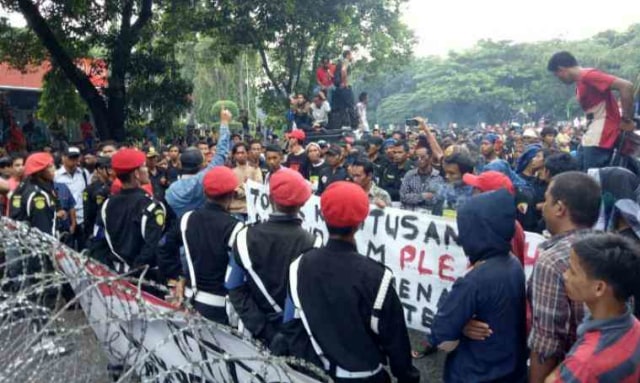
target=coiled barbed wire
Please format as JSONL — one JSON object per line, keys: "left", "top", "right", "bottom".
{"left": 0, "top": 217, "right": 330, "bottom": 383}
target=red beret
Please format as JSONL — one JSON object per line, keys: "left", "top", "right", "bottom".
{"left": 288, "top": 129, "right": 306, "bottom": 142}
{"left": 270, "top": 168, "right": 311, "bottom": 207}
{"left": 203, "top": 166, "right": 238, "bottom": 197}
{"left": 111, "top": 148, "right": 146, "bottom": 174}
{"left": 321, "top": 181, "right": 369, "bottom": 228}
{"left": 24, "top": 152, "right": 54, "bottom": 176}
{"left": 463, "top": 171, "right": 515, "bottom": 195}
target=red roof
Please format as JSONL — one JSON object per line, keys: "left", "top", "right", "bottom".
{"left": 0, "top": 59, "right": 108, "bottom": 90}
{"left": 0, "top": 62, "right": 49, "bottom": 90}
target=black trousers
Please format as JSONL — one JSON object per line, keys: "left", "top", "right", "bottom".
{"left": 193, "top": 301, "right": 229, "bottom": 325}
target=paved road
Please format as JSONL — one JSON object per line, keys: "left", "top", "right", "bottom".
{"left": 19, "top": 311, "right": 445, "bottom": 383}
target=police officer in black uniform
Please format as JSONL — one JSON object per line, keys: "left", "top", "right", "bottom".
{"left": 379, "top": 140, "right": 414, "bottom": 202}
{"left": 9, "top": 152, "right": 57, "bottom": 236}
{"left": 92, "top": 149, "right": 166, "bottom": 277}
{"left": 316, "top": 144, "right": 351, "bottom": 195}
{"left": 158, "top": 166, "right": 243, "bottom": 323}
{"left": 83, "top": 156, "right": 113, "bottom": 240}
{"left": 226, "top": 168, "right": 319, "bottom": 344}
{"left": 276, "top": 181, "right": 420, "bottom": 383}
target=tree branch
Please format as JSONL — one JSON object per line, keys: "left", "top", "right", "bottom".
{"left": 15, "top": 0, "right": 107, "bottom": 113}
{"left": 130, "top": 0, "right": 153, "bottom": 41}
{"left": 257, "top": 43, "right": 286, "bottom": 98}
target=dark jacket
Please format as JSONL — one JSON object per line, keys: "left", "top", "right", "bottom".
{"left": 83, "top": 179, "right": 111, "bottom": 239}
{"left": 94, "top": 188, "right": 166, "bottom": 269}
{"left": 379, "top": 160, "right": 414, "bottom": 201}
{"left": 316, "top": 165, "right": 350, "bottom": 195}
{"left": 430, "top": 189, "right": 527, "bottom": 383}
{"left": 226, "top": 213, "right": 317, "bottom": 344}
{"left": 9, "top": 179, "right": 57, "bottom": 236}
{"left": 278, "top": 239, "right": 420, "bottom": 383}
{"left": 158, "top": 202, "right": 241, "bottom": 292}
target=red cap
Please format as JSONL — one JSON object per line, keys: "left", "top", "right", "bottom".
{"left": 203, "top": 166, "right": 238, "bottom": 197}
{"left": 111, "top": 148, "right": 146, "bottom": 174}
{"left": 24, "top": 152, "right": 54, "bottom": 176}
{"left": 288, "top": 129, "right": 306, "bottom": 142}
{"left": 270, "top": 167, "right": 311, "bottom": 207}
{"left": 463, "top": 171, "right": 515, "bottom": 195}
{"left": 321, "top": 181, "right": 369, "bottom": 228}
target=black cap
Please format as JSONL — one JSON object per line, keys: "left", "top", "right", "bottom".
{"left": 317, "top": 140, "right": 328, "bottom": 149}
{"left": 0, "top": 156, "right": 11, "bottom": 167}
{"left": 180, "top": 147, "right": 204, "bottom": 174}
{"left": 326, "top": 144, "right": 342, "bottom": 156}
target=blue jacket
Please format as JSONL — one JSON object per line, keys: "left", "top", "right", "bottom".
{"left": 429, "top": 189, "right": 527, "bottom": 383}
{"left": 165, "top": 125, "right": 230, "bottom": 218}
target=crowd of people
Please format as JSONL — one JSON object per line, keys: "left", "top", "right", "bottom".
{"left": 1, "top": 51, "right": 640, "bottom": 382}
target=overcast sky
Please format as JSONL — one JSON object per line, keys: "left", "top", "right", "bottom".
{"left": 403, "top": 0, "right": 640, "bottom": 56}
{"left": 3, "top": 1, "right": 640, "bottom": 57}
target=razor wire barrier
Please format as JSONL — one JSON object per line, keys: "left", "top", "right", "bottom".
{"left": 0, "top": 217, "right": 330, "bottom": 383}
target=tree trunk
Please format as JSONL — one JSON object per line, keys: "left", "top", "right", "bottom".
{"left": 16, "top": 0, "right": 111, "bottom": 139}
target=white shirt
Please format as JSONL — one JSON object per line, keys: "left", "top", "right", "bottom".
{"left": 356, "top": 102, "right": 369, "bottom": 131}
{"left": 54, "top": 166, "right": 90, "bottom": 224}
{"left": 311, "top": 101, "right": 331, "bottom": 125}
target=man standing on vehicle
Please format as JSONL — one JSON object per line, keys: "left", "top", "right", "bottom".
{"left": 547, "top": 51, "right": 635, "bottom": 170}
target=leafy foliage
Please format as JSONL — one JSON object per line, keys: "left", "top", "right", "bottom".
{"left": 204, "top": 0, "right": 414, "bottom": 117}
{"left": 360, "top": 25, "right": 640, "bottom": 127}
{"left": 36, "top": 66, "right": 86, "bottom": 123}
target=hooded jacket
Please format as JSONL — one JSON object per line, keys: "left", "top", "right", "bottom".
{"left": 429, "top": 189, "right": 527, "bottom": 383}
{"left": 165, "top": 125, "right": 230, "bottom": 218}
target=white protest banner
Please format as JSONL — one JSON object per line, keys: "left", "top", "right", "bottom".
{"left": 246, "top": 180, "right": 545, "bottom": 333}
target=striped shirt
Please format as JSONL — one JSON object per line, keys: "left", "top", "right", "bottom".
{"left": 550, "top": 311, "right": 640, "bottom": 383}
{"left": 528, "top": 229, "right": 592, "bottom": 361}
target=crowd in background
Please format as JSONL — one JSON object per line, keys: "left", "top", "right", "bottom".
{"left": 1, "top": 50, "right": 640, "bottom": 383}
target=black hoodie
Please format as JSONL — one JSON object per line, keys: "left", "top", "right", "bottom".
{"left": 429, "top": 190, "right": 527, "bottom": 383}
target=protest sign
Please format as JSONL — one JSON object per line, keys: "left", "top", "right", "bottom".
{"left": 247, "top": 180, "right": 544, "bottom": 333}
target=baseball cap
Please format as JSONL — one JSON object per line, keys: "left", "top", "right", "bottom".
{"left": 463, "top": 171, "right": 515, "bottom": 195}
{"left": 64, "top": 146, "right": 81, "bottom": 158}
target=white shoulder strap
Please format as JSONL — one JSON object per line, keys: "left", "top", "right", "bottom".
{"left": 180, "top": 211, "right": 196, "bottom": 291}
{"left": 370, "top": 269, "right": 394, "bottom": 335}
{"left": 25, "top": 190, "right": 37, "bottom": 218}
{"left": 313, "top": 234, "right": 323, "bottom": 248}
{"left": 289, "top": 256, "right": 331, "bottom": 371}
{"left": 228, "top": 222, "right": 244, "bottom": 248}
{"left": 141, "top": 201, "right": 159, "bottom": 240}
{"left": 236, "top": 227, "right": 282, "bottom": 313}
{"left": 100, "top": 199, "right": 128, "bottom": 267}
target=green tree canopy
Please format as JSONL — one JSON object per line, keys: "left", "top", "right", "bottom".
{"left": 359, "top": 24, "right": 640, "bottom": 128}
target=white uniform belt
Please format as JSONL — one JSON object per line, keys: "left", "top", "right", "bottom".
{"left": 335, "top": 363, "right": 384, "bottom": 379}
{"left": 184, "top": 288, "right": 226, "bottom": 307}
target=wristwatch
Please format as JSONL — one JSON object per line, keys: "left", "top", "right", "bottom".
{"left": 622, "top": 116, "right": 633, "bottom": 123}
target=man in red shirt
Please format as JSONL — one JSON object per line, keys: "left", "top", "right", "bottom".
{"left": 315, "top": 57, "right": 334, "bottom": 92}
{"left": 547, "top": 51, "right": 635, "bottom": 170}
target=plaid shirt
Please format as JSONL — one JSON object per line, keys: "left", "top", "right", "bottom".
{"left": 399, "top": 168, "right": 445, "bottom": 211}
{"left": 528, "top": 229, "right": 592, "bottom": 361}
